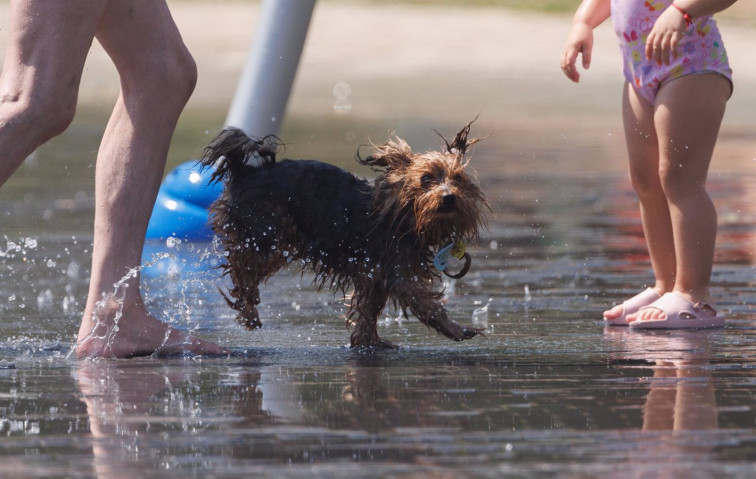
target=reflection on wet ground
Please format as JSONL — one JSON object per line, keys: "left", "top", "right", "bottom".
{"left": 0, "top": 116, "right": 754, "bottom": 478}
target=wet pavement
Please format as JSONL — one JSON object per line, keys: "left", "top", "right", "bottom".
{"left": 0, "top": 114, "right": 754, "bottom": 477}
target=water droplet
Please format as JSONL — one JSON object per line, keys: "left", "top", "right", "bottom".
{"left": 333, "top": 81, "right": 352, "bottom": 98}
{"left": 37, "top": 290, "right": 54, "bottom": 311}
{"left": 66, "top": 261, "right": 80, "bottom": 279}
{"left": 166, "top": 236, "right": 182, "bottom": 248}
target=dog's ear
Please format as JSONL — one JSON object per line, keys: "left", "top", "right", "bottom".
{"left": 356, "top": 136, "right": 413, "bottom": 171}
{"left": 435, "top": 117, "right": 485, "bottom": 161}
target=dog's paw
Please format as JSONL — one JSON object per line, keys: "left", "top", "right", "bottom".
{"left": 376, "top": 338, "right": 400, "bottom": 349}
{"left": 448, "top": 324, "right": 485, "bottom": 341}
{"left": 461, "top": 326, "right": 486, "bottom": 340}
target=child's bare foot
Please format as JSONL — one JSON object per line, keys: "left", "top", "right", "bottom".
{"left": 627, "top": 291, "right": 725, "bottom": 329}
{"left": 603, "top": 287, "right": 662, "bottom": 325}
{"left": 76, "top": 299, "right": 227, "bottom": 359}
{"left": 627, "top": 290, "right": 711, "bottom": 323}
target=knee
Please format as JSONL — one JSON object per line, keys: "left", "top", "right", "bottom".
{"left": 628, "top": 163, "right": 663, "bottom": 201}
{"left": 130, "top": 46, "right": 197, "bottom": 109}
{"left": 658, "top": 161, "right": 705, "bottom": 203}
{"left": 41, "top": 97, "right": 77, "bottom": 139}
{"left": 3, "top": 89, "right": 77, "bottom": 143}
{"left": 164, "top": 47, "right": 197, "bottom": 106}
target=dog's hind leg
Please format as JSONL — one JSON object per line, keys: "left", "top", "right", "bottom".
{"left": 348, "top": 286, "right": 396, "bottom": 349}
{"left": 402, "top": 290, "right": 483, "bottom": 342}
{"left": 223, "top": 243, "right": 288, "bottom": 330}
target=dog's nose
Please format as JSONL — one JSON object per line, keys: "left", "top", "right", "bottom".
{"left": 442, "top": 193, "right": 456, "bottom": 208}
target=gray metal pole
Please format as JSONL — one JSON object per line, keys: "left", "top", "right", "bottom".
{"left": 225, "top": 0, "right": 316, "bottom": 138}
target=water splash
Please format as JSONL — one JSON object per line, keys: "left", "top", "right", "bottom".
{"left": 68, "top": 251, "right": 174, "bottom": 359}
{"left": 0, "top": 236, "right": 38, "bottom": 257}
{"left": 471, "top": 298, "right": 492, "bottom": 327}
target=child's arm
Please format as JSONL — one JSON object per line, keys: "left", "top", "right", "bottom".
{"left": 561, "top": 0, "right": 611, "bottom": 83}
{"left": 675, "top": 0, "right": 738, "bottom": 18}
{"left": 646, "top": 0, "right": 739, "bottom": 65}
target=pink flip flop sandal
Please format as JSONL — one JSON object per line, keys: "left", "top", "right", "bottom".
{"left": 628, "top": 292, "right": 725, "bottom": 329}
{"left": 603, "top": 287, "right": 661, "bottom": 326}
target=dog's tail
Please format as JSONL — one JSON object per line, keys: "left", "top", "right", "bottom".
{"left": 199, "top": 127, "right": 281, "bottom": 184}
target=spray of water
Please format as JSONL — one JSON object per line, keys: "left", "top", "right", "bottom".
{"left": 67, "top": 251, "right": 174, "bottom": 360}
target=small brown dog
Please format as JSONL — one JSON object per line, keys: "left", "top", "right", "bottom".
{"left": 200, "top": 121, "right": 488, "bottom": 348}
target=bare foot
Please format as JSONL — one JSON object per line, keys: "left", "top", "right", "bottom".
{"left": 627, "top": 307, "right": 663, "bottom": 323}
{"left": 627, "top": 291, "right": 716, "bottom": 324}
{"left": 76, "top": 298, "right": 227, "bottom": 359}
{"left": 602, "top": 304, "right": 625, "bottom": 321}
{"left": 603, "top": 287, "right": 663, "bottom": 324}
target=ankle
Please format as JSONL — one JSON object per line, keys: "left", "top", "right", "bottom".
{"left": 651, "top": 284, "right": 672, "bottom": 296}
{"left": 673, "top": 287, "right": 712, "bottom": 305}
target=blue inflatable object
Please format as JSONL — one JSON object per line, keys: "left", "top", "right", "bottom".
{"left": 145, "top": 161, "right": 223, "bottom": 240}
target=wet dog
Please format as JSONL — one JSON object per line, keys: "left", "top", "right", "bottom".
{"left": 200, "top": 121, "right": 488, "bottom": 348}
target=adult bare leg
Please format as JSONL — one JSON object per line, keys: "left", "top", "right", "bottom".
{"left": 0, "top": 1, "right": 104, "bottom": 184}
{"left": 604, "top": 83, "right": 675, "bottom": 320}
{"left": 75, "top": 0, "right": 225, "bottom": 358}
{"left": 628, "top": 73, "right": 729, "bottom": 323}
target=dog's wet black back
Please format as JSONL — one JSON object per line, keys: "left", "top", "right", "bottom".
{"left": 220, "top": 159, "right": 382, "bottom": 273}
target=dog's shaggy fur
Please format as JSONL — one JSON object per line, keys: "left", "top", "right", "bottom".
{"left": 200, "top": 121, "right": 488, "bottom": 348}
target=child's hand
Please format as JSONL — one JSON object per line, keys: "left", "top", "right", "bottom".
{"left": 561, "top": 23, "right": 594, "bottom": 83}
{"left": 646, "top": 5, "right": 688, "bottom": 66}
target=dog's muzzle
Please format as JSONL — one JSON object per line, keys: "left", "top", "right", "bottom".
{"left": 439, "top": 193, "right": 456, "bottom": 212}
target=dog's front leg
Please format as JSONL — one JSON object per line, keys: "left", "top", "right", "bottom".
{"left": 348, "top": 287, "right": 397, "bottom": 349}
{"left": 403, "top": 291, "right": 482, "bottom": 342}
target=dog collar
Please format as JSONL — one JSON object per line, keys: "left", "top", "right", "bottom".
{"left": 433, "top": 239, "right": 472, "bottom": 279}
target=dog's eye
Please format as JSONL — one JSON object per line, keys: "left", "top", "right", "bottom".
{"left": 421, "top": 174, "right": 435, "bottom": 186}
{"left": 452, "top": 174, "right": 464, "bottom": 182}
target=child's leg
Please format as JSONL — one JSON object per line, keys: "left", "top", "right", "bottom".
{"left": 604, "top": 83, "right": 676, "bottom": 320}
{"left": 629, "top": 73, "right": 730, "bottom": 323}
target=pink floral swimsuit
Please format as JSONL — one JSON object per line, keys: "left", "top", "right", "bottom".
{"left": 610, "top": 0, "right": 732, "bottom": 104}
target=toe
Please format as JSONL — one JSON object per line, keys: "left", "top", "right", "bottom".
{"left": 647, "top": 308, "right": 668, "bottom": 321}
{"left": 159, "top": 330, "right": 228, "bottom": 357}
{"left": 188, "top": 337, "right": 228, "bottom": 356}
{"left": 632, "top": 307, "right": 667, "bottom": 323}
{"left": 603, "top": 304, "right": 624, "bottom": 320}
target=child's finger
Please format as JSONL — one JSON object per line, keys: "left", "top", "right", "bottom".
{"left": 645, "top": 34, "right": 655, "bottom": 60}
{"left": 561, "top": 62, "right": 579, "bottom": 82}
{"left": 670, "top": 32, "right": 681, "bottom": 59}
{"left": 561, "top": 46, "right": 577, "bottom": 69}
{"left": 660, "top": 35, "right": 671, "bottom": 65}
{"left": 654, "top": 42, "right": 664, "bottom": 65}
{"left": 662, "top": 32, "right": 679, "bottom": 65}
{"left": 582, "top": 47, "right": 592, "bottom": 70}
{"left": 645, "top": 41, "right": 655, "bottom": 62}
{"left": 561, "top": 47, "right": 580, "bottom": 82}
